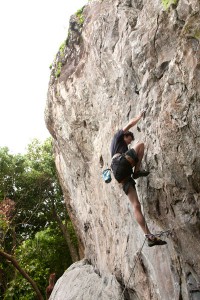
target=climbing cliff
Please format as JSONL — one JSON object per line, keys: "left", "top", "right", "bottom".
{"left": 45, "top": 0, "right": 200, "bottom": 299}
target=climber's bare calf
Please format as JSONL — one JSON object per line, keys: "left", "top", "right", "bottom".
{"left": 128, "top": 186, "right": 151, "bottom": 235}
{"left": 132, "top": 142, "right": 144, "bottom": 173}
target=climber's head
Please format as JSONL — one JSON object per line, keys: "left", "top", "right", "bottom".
{"left": 123, "top": 131, "right": 134, "bottom": 145}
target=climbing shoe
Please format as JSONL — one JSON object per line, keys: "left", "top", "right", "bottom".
{"left": 147, "top": 237, "right": 167, "bottom": 247}
{"left": 132, "top": 170, "right": 150, "bottom": 179}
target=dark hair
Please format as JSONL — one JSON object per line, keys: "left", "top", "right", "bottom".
{"left": 124, "top": 131, "right": 134, "bottom": 140}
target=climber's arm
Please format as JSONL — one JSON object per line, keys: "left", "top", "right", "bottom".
{"left": 123, "top": 110, "right": 146, "bottom": 132}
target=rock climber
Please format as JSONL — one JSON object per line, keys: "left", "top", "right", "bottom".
{"left": 110, "top": 111, "right": 167, "bottom": 247}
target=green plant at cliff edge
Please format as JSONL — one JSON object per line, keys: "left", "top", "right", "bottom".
{"left": 76, "top": 7, "right": 84, "bottom": 25}
{"left": 193, "top": 30, "right": 200, "bottom": 40}
{"left": 162, "top": 0, "right": 177, "bottom": 10}
{"left": 55, "top": 61, "right": 62, "bottom": 78}
{"left": 59, "top": 42, "right": 66, "bottom": 58}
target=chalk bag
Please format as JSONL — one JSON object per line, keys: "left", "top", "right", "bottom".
{"left": 102, "top": 169, "right": 112, "bottom": 183}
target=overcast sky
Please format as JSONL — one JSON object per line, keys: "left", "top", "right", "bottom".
{"left": 0, "top": 0, "right": 87, "bottom": 154}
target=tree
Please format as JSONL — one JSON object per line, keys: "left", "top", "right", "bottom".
{"left": 3, "top": 227, "right": 72, "bottom": 300}
{"left": 0, "top": 249, "right": 44, "bottom": 300}
{"left": 0, "top": 138, "right": 79, "bottom": 258}
{"left": 0, "top": 138, "right": 79, "bottom": 299}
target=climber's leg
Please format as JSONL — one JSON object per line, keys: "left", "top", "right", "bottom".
{"left": 127, "top": 186, "right": 151, "bottom": 235}
{"left": 132, "top": 142, "right": 144, "bottom": 173}
{"left": 132, "top": 143, "right": 149, "bottom": 178}
{"left": 127, "top": 186, "right": 167, "bottom": 247}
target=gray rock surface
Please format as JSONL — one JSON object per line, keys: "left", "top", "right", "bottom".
{"left": 49, "top": 260, "right": 122, "bottom": 300}
{"left": 45, "top": 0, "right": 200, "bottom": 299}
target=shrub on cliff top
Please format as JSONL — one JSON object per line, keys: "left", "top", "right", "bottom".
{"left": 162, "top": 0, "right": 177, "bottom": 10}
{"left": 75, "top": 7, "right": 84, "bottom": 25}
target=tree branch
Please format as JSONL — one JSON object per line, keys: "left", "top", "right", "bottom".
{"left": 51, "top": 202, "right": 79, "bottom": 262}
{"left": 0, "top": 250, "right": 44, "bottom": 300}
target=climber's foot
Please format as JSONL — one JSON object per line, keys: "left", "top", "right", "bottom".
{"left": 133, "top": 170, "right": 150, "bottom": 179}
{"left": 145, "top": 235, "right": 167, "bottom": 247}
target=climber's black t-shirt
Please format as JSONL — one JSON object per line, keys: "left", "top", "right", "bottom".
{"left": 110, "top": 129, "right": 128, "bottom": 158}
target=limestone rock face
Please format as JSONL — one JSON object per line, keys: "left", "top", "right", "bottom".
{"left": 46, "top": 0, "right": 200, "bottom": 299}
{"left": 49, "top": 259, "right": 122, "bottom": 300}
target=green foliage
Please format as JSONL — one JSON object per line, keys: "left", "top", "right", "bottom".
{"left": 66, "top": 221, "right": 79, "bottom": 250}
{"left": 59, "top": 42, "right": 66, "bottom": 57}
{"left": 25, "top": 138, "right": 55, "bottom": 176}
{"left": 0, "top": 147, "right": 25, "bottom": 201}
{"left": 55, "top": 61, "right": 62, "bottom": 78}
{"left": 161, "top": 0, "right": 177, "bottom": 10}
{"left": 4, "top": 226, "right": 72, "bottom": 299}
{"left": 193, "top": 31, "right": 200, "bottom": 40}
{"left": 53, "top": 41, "right": 67, "bottom": 78}
{"left": 0, "top": 138, "right": 65, "bottom": 244}
{"left": 3, "top": 138, "right": 63, "bottom": 242}
{"left": 76, "top": 7, "right": 84, "bottom": 25}
{"left": 65, "top": 31, "right": 71, "bottom": 46}
{"left": 182, "top": 16, "right": 200, "bottom": 41}
{"left": 0, "top": 138, "right": 79, "bottom": 298}
{"left": 0, "top": 215, "right": 7, "bottom": 232}
{"left": 50, "top": 6, "right": 85, "bottom": 79}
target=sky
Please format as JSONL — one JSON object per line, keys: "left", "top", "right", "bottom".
{"left": 0, "top": 0, "right": 88, "bottom": 154}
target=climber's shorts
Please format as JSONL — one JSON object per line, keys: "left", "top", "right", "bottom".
{"left": 111, "top": 154, "right": 136, "bottom": 195}
{"left": 122, "top": 176, "right": 136, "bottom": 195}
{"left": 111, "top": 155, "right": 132, "bottom": 182}
{"left": 125, "top": 148, "right": 139, "bottom": 163}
